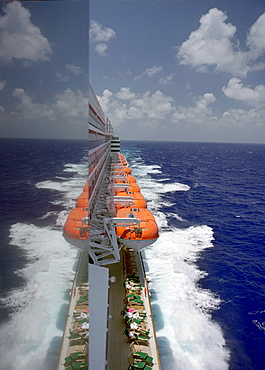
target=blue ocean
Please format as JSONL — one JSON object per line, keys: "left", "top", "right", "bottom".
{"left": 0, "top": 138, "right": 88, "bottom": 370}
{"left": 0, "top": 139, "right": 265, "bottom": 370}
{"left": 121, "top": 140, "right": 265, "bottom": 370}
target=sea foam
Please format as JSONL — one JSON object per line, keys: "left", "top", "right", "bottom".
{"left": 0, "top": 160, "right": 86, "bottom": 370}
{"left": 145, "top": 227, "right": 230, "bottom": 370}
{"left": 0, "top": 224, "right": 78, "bottom": 370}
{"left": 132, "top": 159, "right": 230, "bottom": 369}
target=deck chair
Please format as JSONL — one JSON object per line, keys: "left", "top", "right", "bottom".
{"left": 133, "top": 351, "right": 148, "bottom": 360}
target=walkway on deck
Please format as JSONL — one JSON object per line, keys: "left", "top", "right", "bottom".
{"left": 106, "top": 248, "right": 161, "bottom": 370}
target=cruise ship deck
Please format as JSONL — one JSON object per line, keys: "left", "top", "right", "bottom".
{"left": 58, "top": 84, "right": 160, "bottom": 369}
{"left": 89, "top": 250, "right": 161, "bottom": 370}
{"left": 106, "top": 249, "right": 161, "bottom": 370}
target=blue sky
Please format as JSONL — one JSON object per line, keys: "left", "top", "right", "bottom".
{"left": 0, "top": 0, "right": 88, "bottom": 139}
{"left": 90, "top": 0, "right": 265, "bottom": 143}
{"left": 0, "top": 0, "right": 265, "bottom": 143}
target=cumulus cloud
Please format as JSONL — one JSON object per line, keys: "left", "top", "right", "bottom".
{"left": 221, "top": 107, "right": 264, "bottom": 128}
{"left": 54, "top": 88, "right": 88, "bottom": 118}
{"left": 66, "top": 63, "right": 83, "bottom": 75}
{"left": 246, "top": 12, "right": 265, "bottom": 61}
{"left": 96, "top": 87, "right": 265, "bottom": 141}
{"left": 97, "top": 87, "right": 175, "bottom": 124}
{"left": 12, "top": 88, "right": 56, "bottom": 120}
{"left": 222, "top": 78, "right": 265, "bottom": 107}
{"left": 95, "top": 43, "right": 108, "bottom": 56}
{"left": 177, "top": 8, "right": 265, "bottom": 78}
{"left": 12, "top": 87, "right": 87, "bottom": 122}
{"left": 143, "top": 65, "right": 163, "bottom": 77}
{"left": 115, "top": 87, "right": 136, "bottom": 100}
{"left": 172, "top": 93, "right": 216, "bottom": 123}
{"left": 89, "top": 20, "right": 116, "bottom": 56}
{"left": 0, "top": 1, "right": 52, "bottom": 64}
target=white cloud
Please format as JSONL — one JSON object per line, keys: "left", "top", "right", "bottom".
{"left": 222, "top": 78, "right": 265, "bottom": 107}
{"left": 131, "top": 90, "right": 174, "bottom": 119}
{"left": 97, "top": 88, "right": 175, "bottom": 124}
{"left": 12, "top": 88, "right": 56, "bottom": 120}
{"left": 54, "top": 88, "right": 88, "bottom": 118}
{"left": 159, "top": 74, "right": 174, "bottom": 85}
{"left": 143, "top": 65, "right": 163, "bottom": 77}
{"left": 96, "top": 87, "right": 265, "bottom": 141}
{"left": 55, "top": 72, "right": 69, "bottom": 82}
{"left": 221, "top": 107, "right": 264, "bottom": 128}
{"left": 172, "top": 93, "right": 216, "bottom": 123}
{"left": 177, "top": 8, "right": 265, "bottom": 78}
{"left": 12, "top": 87, "right": 87, "bottom": 122}
{"left": 89, "top": 20, "right": 116, "bottom": 56}
{"left": 246, "top": 12, "right": 265, "bottom": 61}
{"left": 89, "top": 20, "right": 116, "bottom": 42}
{"left": 95, "top": 43, "right": 108, "bottom": 56}
{"left": 0, "top": 1, "right": 52, "bottom": 64}
{"left": 66, "top": 63, "right": 83, "bottom": 75}
{"left": 115, "top": 87, "right": 136, "bottom": 100}
{"left": 0, "top": 79, "right": 6, "bottom": 90}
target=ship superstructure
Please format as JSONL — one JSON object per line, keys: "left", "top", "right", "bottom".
{"left": 57, "top": 84, "right": 161, "bottom": 370}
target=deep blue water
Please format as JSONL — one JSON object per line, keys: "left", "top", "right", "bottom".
{"left": 0, "top": 138, "right": 265, "bottom": 369}
{"left": 121, "top": 140, "right": 265, "bottom": 370}
{"left": 0, "top": 138, "right": 87, "bottom": 370}
{"left": 0, "top": 138, "right": 87, "bottom": 311}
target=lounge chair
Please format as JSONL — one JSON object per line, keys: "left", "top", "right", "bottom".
{"left": 129, "top": 361, "right": 146, "bottom": 369}
{"left": 133, "top": 351, "right": 148, "bottom": 360}
{"left": 70, "top": 352, "right": 86, "bottom": 360}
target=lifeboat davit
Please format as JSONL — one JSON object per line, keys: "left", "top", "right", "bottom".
{"left": 113, "top": 182, "right": 140, "bottom": 193}
{"left": 116, "top": 191, "right": 147, "bottom": 209}
{"left": 115, "top": 206, "right": 159, "bottom": 251}
{"left": 63, "top": 207, "right": 88, "bottom": 251}
{"left": 108, "top": 182, "right": 141, "bottom": 195}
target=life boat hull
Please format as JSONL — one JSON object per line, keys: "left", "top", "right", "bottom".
{"left": 64, "top": 236, "right": 88, "bottom": 251}
{"left": 113, "top": 183, "right": 140, "bottom": 193}
{"left": 63, "top": 208, "right": 88, "bottom": 251}
{"left": 115, "top": 207, "right": 159, "bottom": 251}
{"left": 112, "top": 166, "right": 131, "bottom": 174}
{"left": 76, "top": 191, "right": 88, "bottom": 208}
{"left": 118, "top": 237, "right": 158, "bottom": 251}
{"left": 116, "top": 191, "right": 147, "bottom": 209}
{"left": 113, "top": 174, "right": 136, "bottom": 183}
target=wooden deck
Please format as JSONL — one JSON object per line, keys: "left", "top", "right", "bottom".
{"left": 106, "top": 249, "right": 161, "bottom": 370}
{"left": 107, "top": 259, "right": 131, "bottom": 369}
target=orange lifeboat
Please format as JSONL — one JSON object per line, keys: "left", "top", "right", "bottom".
{"left": 125, "top": 183, "right": 140, "bottom": 193}
{"left": 83, "top": 182, "right": 88, "bottom": 192}
{"left": 113, "top": 174, "right": 136, "bottom": 183}
{"left": 116, "top": 191, "right": 147, "bottom": 209}
{"left": 76, "top": 191, "right": 88, "bottom": 208}
{"left": 113, "top": 182, "right": 140, "bottom": 193}
{"left": 112, "top": 166, "right": 131, "bottom": 174}
{"left": 108, "top": 182, "right": 141, "bottom": 195}
{"left": 63, "top": 207, "right": 88, "bottom": 251}
{"left": 126, "top": 174, "right": 136, "bottom": 183}
{"left": 115, "top": 206, "right": 159, "bottom": 251}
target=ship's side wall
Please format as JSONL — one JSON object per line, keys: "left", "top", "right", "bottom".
{"left": 88, "top": 83, "right": 114, "bottom": 218}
